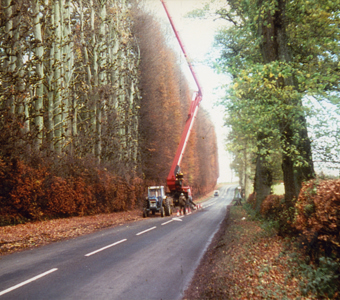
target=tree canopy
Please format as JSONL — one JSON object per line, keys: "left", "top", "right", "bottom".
{"left": 193, "top": 0, "right": 340, "bottom": 210}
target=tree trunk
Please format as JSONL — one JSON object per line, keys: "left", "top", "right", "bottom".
{"left": 90, "top": 0, "right": 100, "bottom": 159}
{"left": 260, "top": 0, "right": 314, "bottom": 205}
{"left": 254, "top": 134, "right": 272, "bottom": 212}
{"left": 13, "top": 2, "right": 25, "bottom": 121}
{"left": 63, "top": 0, "right": 71, "bottom": 153}
{"left": 3, "top": 0, "right": 15, "bottom": 114}
{"left": 296, "top": 114, "right": 315, "bottom": 187}
{"left": 46, "top": 1, "right": 55, "bottom": 151}
{"left": 33, "top": 0, "right": 44, "bottom": 150}
{"left": 54, "top": 0, "right": 62, "bottom": 154}
{"left": 280, "top": 122, "right": 299, "bottom": 206}
{"left": 242, "top": 144, "right": 252, "bottom": 200}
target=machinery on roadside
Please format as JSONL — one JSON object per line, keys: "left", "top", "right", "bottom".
{"left": 143, "top": 186, "right": 172, "bottom": 217}
{"left": 143, "top": 0, "right": 203, "bottom": 218}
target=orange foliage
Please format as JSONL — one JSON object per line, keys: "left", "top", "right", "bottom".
{"left": 133, "top": 11, "right": 219, "bottom": 196}
{"left": 128, "top": 177, "right": 144, "bottom": 209}
{"left": 46, "top": 177, "right": 77, "bottom": 216}
{"left": 293, "top": 179, "right": 340, "bottom": 257}
{"left": 260, "top": 194, "right": 285, "bottom": 219}
{"left": 135, "top": 11, "right": 182, "bottom": 184}
{"left": 0, "top": 157, "right": 147, "bottom": 226}
{"left": 72, "top": 176, "right": 94, "bottom": 216}
{"left": 8, "top": 160, "right": 48, "bottom": 220}
{"left": 190, "top": 109, "right": 219, "bottom": 195}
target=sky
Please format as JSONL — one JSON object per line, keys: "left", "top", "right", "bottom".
{"left": 143, "top": 0, "right": 236, "bottom": 183}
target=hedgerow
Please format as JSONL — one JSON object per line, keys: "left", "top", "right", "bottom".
{"left": 0, "top": 156, "right": 147, "bottom": 226}
{"left": 246, "top": 180, "right": 340, "bottom": 298}
{"left": 260, "top": 194, "right": 285, "bottom": 219}
{"left": 294, "top": 179, "right": 340, "bottom": 260}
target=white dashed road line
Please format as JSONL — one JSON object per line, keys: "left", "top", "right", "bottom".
{"left": 0, "top": 268, "right": 58, "bottom": 297}
{"left": 0, "top": 200, "right": 213, "bottom": 297}
{"left": 85, "top": 239, "right": 127, "bottom": 257}
{"left": 136, "top": 226, "right": 157, "bottom": 236}
{"left": 161, "top": 220, "right": 173, "bottom": 225}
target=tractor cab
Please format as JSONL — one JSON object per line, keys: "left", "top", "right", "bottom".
{"left": 143, "top": 186, "right": 169, "bottom": 217}
{"left": 148, "top": 186, "right": 165, "bottom": 202}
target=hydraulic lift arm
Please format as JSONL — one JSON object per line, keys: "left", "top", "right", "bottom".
{"left": 160, "top": 0, "right": 203, "bottom": 192}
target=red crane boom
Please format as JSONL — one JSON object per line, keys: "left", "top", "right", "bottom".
{"left": 160, "top": 0, "right": 203, "bottom": 193}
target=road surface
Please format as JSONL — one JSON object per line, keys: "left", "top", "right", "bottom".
{"left": 0, "top": 185, "right": 235, "bottom": 300}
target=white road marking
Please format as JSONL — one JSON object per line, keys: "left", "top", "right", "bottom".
{"left": 0, "top": 268, "right": 58, "bottom": 296}
{"left": 161, "top": 220, "right": 173, "bottom": 225}
{"left": 136, "top": 226, "right": 157, "bottom": 236}
{"left": 162, "top": 214, "right": 185, "bottom": 225}
{"left": 85, "top": 239, "right": 127, "bottom": 257}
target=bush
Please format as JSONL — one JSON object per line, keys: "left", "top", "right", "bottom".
{"left": 46, "top": 176, "right": 77, "bottom": 217}
{"left": 72, "top": 176, "right": 95, "bottom": 216}
{"left": 294, "top": 179, "right": 340, "bottom": 260}
{"left": 4, "top": 159, "right": 48, "bottom": 221}
{"left": 260, "top": 194, "right": 285, "bottom": 219}
{"left": 299, "top": 257, "right": 340, "bottom": 299}
{"left": 247, "top": 192, "right": 256, "bottom": 209}
{"left": 0, "top": 155, "right": 147, "bottom": 225}
{"left": 260, "top": 194, "right": 297, "bottom": 236}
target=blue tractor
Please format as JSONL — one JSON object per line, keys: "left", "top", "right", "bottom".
{"left": 143, "top": 186, "right": 173, "bottom": 217}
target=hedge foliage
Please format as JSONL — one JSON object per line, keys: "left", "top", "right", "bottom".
{"left": 257, "top": 179, "right": 340, "bottom": 260}
{"left": 0, "top": 156, "right": 146, "bottom": 226}
{"left": 294, "top": 179, "right": 340, "bottom": 259}
{"left": 260, "top": 194, "right": 285, "bottom": 220}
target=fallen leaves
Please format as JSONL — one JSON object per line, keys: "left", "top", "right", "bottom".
{"left": 184, "top": 206, "right": 313, "bottom": 299}
{"left": 0, "top": 210, "right": 143, "bottom": 256}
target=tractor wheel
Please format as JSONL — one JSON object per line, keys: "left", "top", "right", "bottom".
{"left": 160, "top": 206, "right": 165, "bottom": 217}
{"left": 164, "top": 199, "right": 171, "bottom": 216}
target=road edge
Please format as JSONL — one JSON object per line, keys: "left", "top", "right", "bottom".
{"left": 181, "top": 203, "right": 233, "bottom": 299}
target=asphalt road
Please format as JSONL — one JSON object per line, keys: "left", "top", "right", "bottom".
{"left": 0, "top": 185, "right": 235, "bottom": 300}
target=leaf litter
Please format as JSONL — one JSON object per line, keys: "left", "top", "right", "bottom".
{"left": 183, "top": 205, "right": 315, "bottom": 299}
{"left": 0, "top": 210, "right": 142, "bottom": 256}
